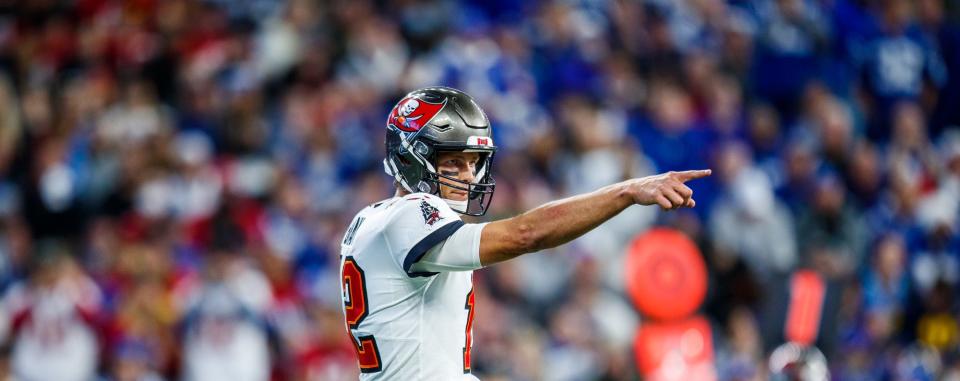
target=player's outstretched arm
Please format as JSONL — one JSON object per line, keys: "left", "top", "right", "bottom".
{"left": 478, "top": 169, "right": 711, "bottom": 266}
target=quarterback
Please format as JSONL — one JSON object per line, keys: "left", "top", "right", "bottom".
{"left": 340, "top": 87, "right": 710, "bottom": 379}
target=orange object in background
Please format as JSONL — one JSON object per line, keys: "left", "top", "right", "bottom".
{"left": 626, "top": 228, "right": 715, "bottom": 380}
{"left": 784, "top": 270, "right": 826, "bottom": 346}
{"left": 634, "top": 316, "right": 717, "bottom": 381}
{"left": 624, "top": 228, "right": 707, "bottom": 321}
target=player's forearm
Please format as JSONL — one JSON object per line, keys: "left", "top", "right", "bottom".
{"left": 521, "top": 181, "right": 635, "bottom": 250}
{"left": 478, "top": 169, "right": 710, "bottom": 266}
{"left": 480, "top": 182, "right": 634, "bottom": 265}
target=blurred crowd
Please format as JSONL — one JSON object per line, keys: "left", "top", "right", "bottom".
{"left": 0, "top": 0, "right": 958, "bottom": 380}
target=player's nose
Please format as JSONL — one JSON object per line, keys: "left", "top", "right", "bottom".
{"left": 454, "top": 164, "right": 475, "bottom": 183}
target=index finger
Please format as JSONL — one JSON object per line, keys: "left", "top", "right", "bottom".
{"left": 672, "top": 169, "right": 712, "bottom": 182}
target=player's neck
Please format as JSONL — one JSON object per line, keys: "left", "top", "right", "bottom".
{"left": 395, "top": 188, "right": 410, "bottom": 198}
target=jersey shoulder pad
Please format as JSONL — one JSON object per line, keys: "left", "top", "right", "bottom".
{"left": 382, "top": 193, "right": 464, "bottom": 277}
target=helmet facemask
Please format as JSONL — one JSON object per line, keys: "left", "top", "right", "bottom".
{"left": 427, "top": 149, "right": 495, "bottom": 216}
{"left": 384, "top": 126, "right": 495, "bottom": 216}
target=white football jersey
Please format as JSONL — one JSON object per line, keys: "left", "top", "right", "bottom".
{"left": 0, "top": 278, "right": 102, "bottom": 381}
{"left": 340, "top": 193, "right": 482, "bottom": 380}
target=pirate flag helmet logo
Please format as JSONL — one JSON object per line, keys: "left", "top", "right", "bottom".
{"left": 389, "top": 96, "right": 447, "bottom": 133}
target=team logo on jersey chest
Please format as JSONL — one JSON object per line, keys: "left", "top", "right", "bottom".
{"left": 420, "top": 201, "right": 443, "bottom": 225}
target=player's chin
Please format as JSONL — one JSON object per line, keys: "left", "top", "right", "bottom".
{"left": 440, "top": 188, "right": 468, "bottom": 200}
{"left": 446, "top": 191, "right": 468, "bottom": 201}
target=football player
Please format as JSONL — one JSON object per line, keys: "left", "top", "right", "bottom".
{"left": 340, "top": 87, "right": 710, "bottom": 379}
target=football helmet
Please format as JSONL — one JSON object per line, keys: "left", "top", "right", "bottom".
{"left": 383, "top": 87, "right": 496, "bottom": 216}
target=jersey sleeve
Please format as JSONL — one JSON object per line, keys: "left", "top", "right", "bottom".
{"left": 382, "top": 194, "right": 466, "bottom": 277}
{"left": 409, "top": 222, "right": 486, "bottom": 273}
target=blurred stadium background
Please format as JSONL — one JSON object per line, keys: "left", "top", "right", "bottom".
{"left": 0, "top": 0, "right": 959, "bottom": 380}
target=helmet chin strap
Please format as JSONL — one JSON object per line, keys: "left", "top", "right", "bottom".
{"left": 442, "top": 197, "right": 468, "bottom": 213}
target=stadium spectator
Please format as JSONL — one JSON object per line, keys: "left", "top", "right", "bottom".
{"left": 0, "top": 243, "right": 102, "bottom": 381}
